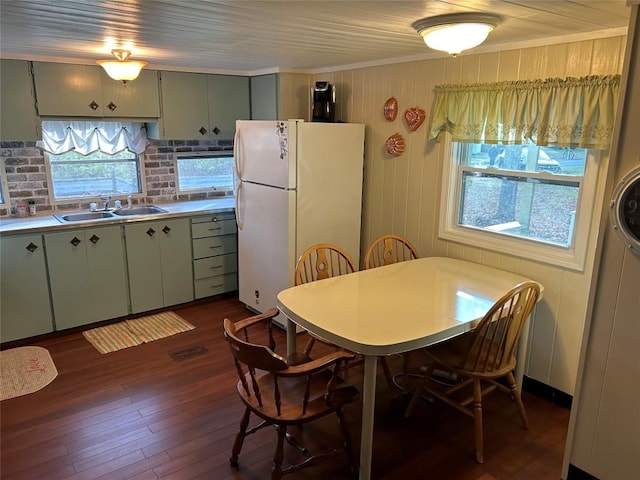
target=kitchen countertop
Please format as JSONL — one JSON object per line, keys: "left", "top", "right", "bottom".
{"left": 0, "top": 197, "right": 235, "bottom": 236}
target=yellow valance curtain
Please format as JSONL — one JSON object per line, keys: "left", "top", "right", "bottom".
{"left": 429, "top": 74, "right": 620, "bottom": 149}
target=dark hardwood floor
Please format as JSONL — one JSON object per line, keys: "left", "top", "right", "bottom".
{"left": 0, "top": 295, "right": 570, "bottom": 479}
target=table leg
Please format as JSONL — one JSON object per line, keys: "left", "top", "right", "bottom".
{"left": 359, "top": 355, "right": 377, "bottom": 480}
{"left": 515, "top": 317, "right": 531, "bottom": 393}
{"left": 286, "top": 317, "right": 296, "bottom": 357}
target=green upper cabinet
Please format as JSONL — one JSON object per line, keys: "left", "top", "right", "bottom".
{"left": 208, "top": 74, "right": 251, "bottom": 139}
{"left": 148, "top": 71, "right": 249, "bottom": 140}
{"left": 250, "top": 73, "right": 279, "bottom": 120}
{"left": 99, "top": 69, "right": 160, "bottom": 117}
{"left": 32, "top": 62, "right": 159, "bottom": 118}
{"left": 0, "top": 60, "right": 39, "bottom": 141}
{"left": 153, "top": 71, "right": 209, "bottom": 139}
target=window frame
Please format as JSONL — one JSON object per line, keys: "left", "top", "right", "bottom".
{"left": 0, "top": 161, "right": 9, "bottom": 208}
{"left": 44, "top": 149, "right": 145, "bottom": 205}
{"left": 175, "top": 151, "right": 236, "bottom": 196}
{"left": 438, "top": 137, "right": 600, "bottom": 271}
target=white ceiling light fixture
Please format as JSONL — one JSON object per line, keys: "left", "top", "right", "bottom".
{"left": 96, "top": 49, "right": 148, "bottom": 85}
{"left": 412, "top": 13, "right": 502, "bottom": 57}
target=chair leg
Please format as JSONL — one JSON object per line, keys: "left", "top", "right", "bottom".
{"left": 379, "top": 356, "right": 395, "bottom": 391}
{"left": 404, "top": 361, "right": 435, "bottom": 418}
{"left": 336, "top": 407, "right": 359, "bottom": 474}
{"left": 271, "top": 424, "right": 286, "bottom": 480}
{"left": 506, "top": 371, "right": 529, "bottom": 429}
{"left": 401, "top": 351, "right": 412, "bottom": 391}
{"left": 230, "top": 407, "right": 251, "bottom": 467}
{"left": 472, "top": 378, "right": 484, "bottom": 464}
{"left": 303, "top": 336, "right": 315, "bottom": 356}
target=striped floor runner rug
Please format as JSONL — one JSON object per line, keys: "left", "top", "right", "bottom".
{"left": 82, "top": 312, "right": 195, "bottom": 354}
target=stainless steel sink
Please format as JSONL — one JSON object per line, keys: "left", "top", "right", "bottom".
{"left": 112, "top": 205, "right": 168, "bottom": 216}
{"left": 54, "top": 211, "right": 115, "bottom": 222}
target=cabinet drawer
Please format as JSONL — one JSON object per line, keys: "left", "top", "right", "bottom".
{"left": 192, "top": 218, "right": 237, "bottom": 239}
{"left": 192, "top": 234, "right": 237, "bottom": 259}
{"left": 191, "top": 213, "right": 235, "bottom": 225}
{"left": 194, "top": 253, "right": 238, "bottom": 280}
{"left": 195, "top": 272, "right": 238, "bottom": 298}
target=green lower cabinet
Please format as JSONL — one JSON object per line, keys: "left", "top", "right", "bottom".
{"left": 125, "top": 218, "right": 193, "bottom": 314}
{"left": 191, "top": 214, "right": 238, "bottom": 299}
{"left": 0, "top": 235, "right": 54, "bottom": 342}
{"left": 45, "top": 226, "right": 129, "bottom": 330}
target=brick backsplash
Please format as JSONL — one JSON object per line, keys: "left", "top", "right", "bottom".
{"left": 0, "top": 138, "right": 233, "bottom": 217}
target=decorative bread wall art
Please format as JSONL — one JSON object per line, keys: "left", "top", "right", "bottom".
{"left": 385, "top": 133, "right": 405, "bottom": 157}
{"left": 404, "top": 107, "right": 426, "bottom": 132}
{"left": 383, "top": 97, "right": 398, "bottom": 121}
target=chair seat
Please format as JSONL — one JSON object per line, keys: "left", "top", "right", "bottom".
{"left": 425, "top": 333, "right": 518, "bottom": 379}
{"left": 237, "top": 369, "right": 359, "bottom": 424}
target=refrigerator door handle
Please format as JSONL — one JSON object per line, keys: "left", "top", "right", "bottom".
{"left": 235, "top": 181, "right": 244, "bottom": 230}
{"left": 233, "top": 127, "right": 242, "bottom": 180}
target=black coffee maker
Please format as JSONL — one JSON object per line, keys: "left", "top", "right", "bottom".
{"left": 311, "top": 81, "right": 336, "bottom": 122}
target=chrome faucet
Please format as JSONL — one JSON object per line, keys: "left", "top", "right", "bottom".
{"left": 102, "top": 196, "right": 111, "bottom": 210}
{"left": 127, "top": 195, "right": 132, "bottom": 209}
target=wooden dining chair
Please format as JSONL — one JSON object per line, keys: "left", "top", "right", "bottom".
{"left": 364, "top": 233, "right": 419, "bottom": 269}
{"left": 224, "top": 308, "right": 360, "bottom": 480}
{"left": 295, "top": 242, "right": 396, "bottom": 390}
{"left": 364, "top": 233, "right": 420, "bottom": 391}
{"left": 294, "top": 243, "right": 356, "bottom": 357}
{"left": 295, "top": 243, "right": 356, "bottom": 285}
{"left": 404, "top": 281, "right": 541, "bottom": 463}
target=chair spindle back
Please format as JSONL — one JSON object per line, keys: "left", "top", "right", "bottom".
{"left": 295, "top": 243, "right": 356, "bottom": 285}
{"left": 462, "top": 281, "right": 541, "bottom": 374}
{"left": 364, "top": 234, "right": 419, "bottom": 269}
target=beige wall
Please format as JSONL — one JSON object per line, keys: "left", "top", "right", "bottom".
{"left": 279, "top": 72, "right": 312, "bottom": 121}
{"left": 312, "top": 36, "right": 627, "bottom": 395}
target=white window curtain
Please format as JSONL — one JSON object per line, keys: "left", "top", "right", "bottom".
{"left": 37, "top": 121, "right": 149, "bottom": 155}
{"left": 429, "top": 75, "right": 620, "bottom": 149}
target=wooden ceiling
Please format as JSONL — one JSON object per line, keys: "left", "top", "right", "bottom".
{"left": 0, "top": 1, "right": 631, "bottom": 75}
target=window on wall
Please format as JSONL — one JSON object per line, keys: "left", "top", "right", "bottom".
{"left": 46, "top": 149, "right": 142, "bottom": 201}
{"left": 38, "top": 121, "right": 147, "bottom": 203}
{"left": 176, "top": 152, "right": 235, "bottom": 194}
{"left": 439, "top": 139, "right": 600, "bottom": 271}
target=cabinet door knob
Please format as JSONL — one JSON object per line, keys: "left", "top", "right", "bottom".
{"left": 88, "top": 100, "right": 99, "bottom": 111}
{"left": 212, "top": 126, "right": 221, "bottom": 135}
{"left": 26, "top": 242, "right": 38, "bottom": 252}
{"left": 162, "top": 225, "right": 171, "bottom": 234}
{"left": 70, "top": 237, "right": 81, "bottom": 246}
{"left": 146, "top": 228, "right": 156, "bottom": 237}
{"left": 107, "top": 101, "right": 117, "bottom": 112}
{"left": 89, "top": 234, "right": 100, "bottom": 244}
{"left": 198, "top": 126, "right": 207, "bottom": 136}
{"left": 212, "top": 217, "right": 218, "bottom": 222}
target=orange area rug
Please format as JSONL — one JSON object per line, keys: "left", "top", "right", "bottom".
{"left": 82, "top": 311, "right": 195, "bottom": 354}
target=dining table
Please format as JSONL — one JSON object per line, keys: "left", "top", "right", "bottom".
{"left": 276, "top": 256, "right": 543, "bottom": 480}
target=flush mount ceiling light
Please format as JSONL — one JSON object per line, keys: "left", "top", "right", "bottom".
{"left": 412, "top": 13, "right": 502, "bottom": 56}
{"left": 96, "top": 49, "right": 148, "bottom": 85}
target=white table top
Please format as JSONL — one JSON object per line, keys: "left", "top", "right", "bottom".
{"left": 277, "top": 256, "right": 541, "bottom": 356}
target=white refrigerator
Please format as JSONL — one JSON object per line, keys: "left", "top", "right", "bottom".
{"left": 234, "top": 119, "right": 365, "bottom": 327}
